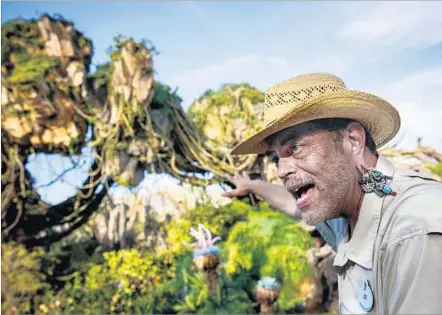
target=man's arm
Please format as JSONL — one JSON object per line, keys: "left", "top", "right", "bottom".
{"left": 381, "top": 233, "right": 442, "bottom": 314}
{"left": 221, "top": 172, "right": 301, "bottom": 219}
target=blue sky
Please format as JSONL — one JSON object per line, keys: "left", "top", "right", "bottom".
{"left": 2, "top": 1, "right": 442, "bottom": 204}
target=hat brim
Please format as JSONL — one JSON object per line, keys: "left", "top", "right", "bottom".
{"left": 230, "top": 90, "right": 401, "bottom": 155}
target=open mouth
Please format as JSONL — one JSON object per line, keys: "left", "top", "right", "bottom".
{"left": 294, "top": 184, "right": 315, "bottom": 200}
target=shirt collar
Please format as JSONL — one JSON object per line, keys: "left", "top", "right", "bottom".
{"left": 333, "top": 155, "right": 396, "bottom": 270}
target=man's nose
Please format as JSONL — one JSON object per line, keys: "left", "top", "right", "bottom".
{"left": 277, "top": 158, "right": 297, "bottom": 180}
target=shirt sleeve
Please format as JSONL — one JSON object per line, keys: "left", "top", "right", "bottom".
{"left": 382, "top": 233, "right": 442, "bottom": 314}
{"left": 316, "top": 217, "right": 349, "bottom": 251}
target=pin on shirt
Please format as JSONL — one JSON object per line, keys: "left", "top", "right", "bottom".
{"left": 358, "top": 279, "right": 374, "bottom": 312}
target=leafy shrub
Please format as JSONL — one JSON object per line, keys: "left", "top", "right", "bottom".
{"left": 37, "top": 248, "right": 190, "bottom": 314}
{"left": 10, "top": 200, "right": 314, "bottom": 314}
{"left": 173, "top": 270, "right": 253, "bottom": 314}
{"left": 164, "top": 199, "right": 250, "bottom": 254}
{"left": 224, "top": 208, "right": 314, "bottom": 311}
{"left": 1, "top": 242, "right": 47, "bottom": 315}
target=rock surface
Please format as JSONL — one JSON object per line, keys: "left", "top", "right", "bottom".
{"left": 1, "top": 15, "right": 92, "bottom": 154}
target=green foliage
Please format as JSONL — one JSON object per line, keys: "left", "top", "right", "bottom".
{"left": 194, "top": 83, "right": 264, "bottom": 107}
{"left": 164, "top": 200, "right": 313, "bottom": 312}
{"left": 173, "top": 271, "right": 210, "bottom": 313}
{"left": 85, "top": 249, "right": 159, "bottom": 313}
{"left": 187, "top": 83, "right": 265, "bottom": 146}
{"left": 36, "top": 248, "right": 183, "bottom": 314}
{"left": 428, "top": 162, "right": 442, "bottom": 179}
{"left": 3, "top": 12, "right": 441, "bottom": 315}
{"left": 152, "top": 81, "right": 183, "bottom": 106}
{"left": 3, "top": 198, "right": 314, "bottom": 314}
{"left": 91, "top": 62, "right": 110, "bottom": 88}
{"left": 164, "top": 199, "right": 250, "bottom": 254}
{"left": 78, "top": 36, "right": 90, "bottom": 48}
{"left": 239, "top": 84, "right": 265, "bottom": 104}
{"left": 7, "top": 53, "right": 59, "bottom": 85}
{"left": 262, "top": 246, "right": 312, "bottom": 310}
{"left": 224, "top": 208, "right": 313, "bottom": 311}
{"left": 1, "top": 242, "right": 48, "bottom": 315}
{"left": 39, "top": 272, "right": 113, "bottom": 315}
{"left": 1, "top": 18, "right": 43, "bottom": 64}
{"left": 173, "top": 270, "right": 253, "bottom": 314}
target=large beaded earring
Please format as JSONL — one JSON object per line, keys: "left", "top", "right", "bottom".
{"left": 358, "top": 168, "right": 396, "bottom": 197}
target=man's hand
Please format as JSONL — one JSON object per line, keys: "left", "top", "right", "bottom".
{"left": 221, "top": 171, "right": 254, "bottom": 198}
{"left": 221, "top": 171, "right": 301, "bottom": 219}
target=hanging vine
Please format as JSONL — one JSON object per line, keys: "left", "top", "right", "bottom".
{"left": 1, "top": 15, "right": 259, "bottom": 246}
{"left": 2, "top": 14, "right": 440, "bottom": 247}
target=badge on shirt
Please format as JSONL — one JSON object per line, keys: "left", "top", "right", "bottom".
{"left": 358, "top": 279, "right": 374, "bottom": 312}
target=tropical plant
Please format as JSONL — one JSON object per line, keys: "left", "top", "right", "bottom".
{"left": 2, "top": 12, "right": 441, "bottom": 315}
{"left": 224, "top": 208, "right": 314, "bottom": 311}
{"left": 173, "top": 269, "right": 253, "bottom": 314}
{"left": 1, "top": 242, "right": 47, "bottom": 315}
{"left": 36, "top": 247, "right": 192, "bottom": 314}
{"left": 164, "top": 199, "right": 250, "bottom": 254}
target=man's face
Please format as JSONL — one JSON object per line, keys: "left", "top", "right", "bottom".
{"left": 266, "top": 121, "right": 359, "bottom": 225}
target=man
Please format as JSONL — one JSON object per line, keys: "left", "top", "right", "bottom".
{"left": 222, "top": 73, "right": 442, "bottom": 314}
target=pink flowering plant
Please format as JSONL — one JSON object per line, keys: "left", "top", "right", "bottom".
{"left": 183, "top": 224, "right": 221, "bottom": 257}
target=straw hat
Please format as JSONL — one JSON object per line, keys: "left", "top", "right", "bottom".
{"left": 231, "top": 72, "right": 401, "bottom": 155}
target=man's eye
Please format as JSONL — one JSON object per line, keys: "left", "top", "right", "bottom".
{"left": 290, "top": 143, "right": 305, "bottom": 156}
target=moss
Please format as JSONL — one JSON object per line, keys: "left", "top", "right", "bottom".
{"left": 242, "top": 88, "right": 265, "bottom": 104}
{"left": 109, "top": 50, "right": 122, "bottom": 62}
{"left": 1, "top": 18, "right": 42, "bottom": 65}
{"left": 7, "top": 53, "right": 59, "bottom": 85}
{"left": 2, "top": 14, "right": 93, "bottom": 78}
{"left": 250, "top": 116, "right": 258, "bottom": 125}
{"left": 230, "top": 108, "right": 243, "bottom": 119}
{"left": 151, "top": 82, "right": 182, "bottom": 106}
{"left": 187, "top": 83, "right": 265, "bottom": 145}
{"left": 91, "top": 62, "right": 110, "bottom": 87}
{"left": 78, "top": 36, "right": 89, "bottom": 49}
{"left": 212, "top": 91, "right": 234, "bottom": 106}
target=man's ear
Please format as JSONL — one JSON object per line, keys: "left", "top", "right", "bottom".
{"left": 345, "top": 122, "right": 366, "bottom": 157}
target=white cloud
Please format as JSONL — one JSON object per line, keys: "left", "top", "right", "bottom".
{"left": 165, "top": 53, "right": 361, "bottom": 112}
{"left": 331, "top": 2, "right": 442, "bottom": 151}
{"left": 375, "top": 68, "right": 442, "bottom": 151}
{"left": 338, "top": 2, "right": 442, "bottom": 50}
{"left": 268, "top": 57, "right": 289, "bottom": 67}
{"left": 162, "top": 2, "right": 442, "bottom": 151}
{"left": 166, "top": 54, "right": 442, "bottom": 152}
{"left": 165, "top": 54, "right": 300, "bottom": 110}
{"left": 177, "top": 1, "right": 207, "bottom": 19}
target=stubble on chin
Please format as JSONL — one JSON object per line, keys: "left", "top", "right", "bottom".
{"left": 301, "top": 210, "right": 327, "bottom": 226}
{"left": 300, "top": 200, "right": 342, "bottom": 226}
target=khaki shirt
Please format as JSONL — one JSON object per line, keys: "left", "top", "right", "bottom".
{"left": 316, "top": 155, "right": 442, "bottom": 314}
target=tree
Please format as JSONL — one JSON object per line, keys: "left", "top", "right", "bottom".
{"left": 2, "top": 14, "right": 441, "bottom": 251}
{"left": 1, "top": 15, "right": 258, "bottom": 248}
